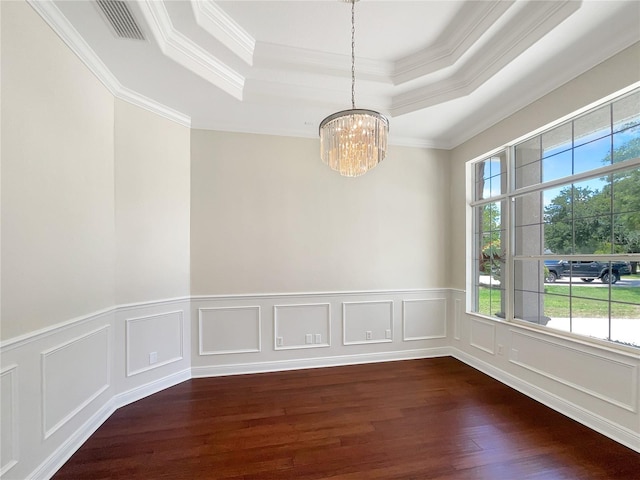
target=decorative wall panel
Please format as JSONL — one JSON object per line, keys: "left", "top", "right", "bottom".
{"left": 126, "top": 311, "right": 184, "bottom": 376}
{"left": 1, "top": 365, "right": 19, "bottom": 476}
{"left": 343, "top": 300, "right": 393, "bottom": 345}
{"left": 510, "top": 330, "right": 637, "bottom": 411}
{"left": 273, "top": 303, "right": 330, "bottom": 350}
{"left": 402, "top": 298, "right": 447, "bottom": 341}
{"left": 199, "top": 306, "right": 261, "bottom": 355}
{"left": 42, "top": 326, "right": 110, "bottom": 438}
{"left": 469, "top": 317, "right": 496, "bottom": 354}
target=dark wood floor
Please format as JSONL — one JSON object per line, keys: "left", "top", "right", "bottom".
{"left": 53, "top": 357, "right": 640, "bottom": 479}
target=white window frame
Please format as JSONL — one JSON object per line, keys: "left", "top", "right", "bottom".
{"left": 466, "top": 83, "right": 640, "bottom": 351}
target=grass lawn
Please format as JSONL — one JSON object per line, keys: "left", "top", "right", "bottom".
{"left": 478, "top": 279, "right": 640, "bottom": 318}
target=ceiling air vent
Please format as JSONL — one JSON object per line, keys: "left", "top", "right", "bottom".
{"left": 96, "top": 0, "right": 145, "bottom": 40}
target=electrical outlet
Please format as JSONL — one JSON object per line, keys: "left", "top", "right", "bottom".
{"left": 314, "top": 333, "right": 322, "bottom": 344}
{"left": 277, "top": 337, "right": 283, "bottom": 347}
{"left": 497, "top": 344, "right": 504, "bottom": 355}
{"left": 149, "top": 352, "right": 158, "bottom": 365}
{"left": 385, "top": 329, "right": 392, "bottom": 339}
{"left": 305, "top": 333, "right": 313, "bottom": 344}
{"left": 365, "top": 331, "right": 372, "bottom": 340}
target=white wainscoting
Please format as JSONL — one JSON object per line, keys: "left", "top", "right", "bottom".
{"left": 454, "top": 297, "right": 462, "bottom": 341}
{"left": 0, "top": 299, "right": 191, "bottom": 480}
{"left": 402, "top": 298, "right": 447, "bottom": 341}
{"left": 449, "top": 288, "right": 640, "bottom": 453}
{"left": 274, "top": 303, "right": 331, "bottom": 350}
{"left": 199, "top": 306, "right": 261, "bottom": 355}
{"left": 41, "top": 326, "right": 111, "bottom": 439}
{"left": 191, "top": 290, "right": 449, "bottom": 376}
{"left": 343, "top": 300, "right": 394, "bottom": 345}
{"left": 469, "top": 317, "right": 496, "bottom": 355}
{"left": 510, "top": 330, "right": 638, "bottom": 412}
{"left": 126, "top": 311, "right": 184, "bottom": 376}
{"left": 0, "top": 365, "right": 19, "bottom": 476}
{"left": 3, "top": 288, "right": 640, "bottom": 480}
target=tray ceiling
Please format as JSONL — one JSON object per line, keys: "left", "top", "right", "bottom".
{"left": 31, "top": 0, "right": 640, "bottom": 148}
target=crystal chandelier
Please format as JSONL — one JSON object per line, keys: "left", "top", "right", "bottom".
{"left": 319, "top": 0, "right": 389, "bottom": 177}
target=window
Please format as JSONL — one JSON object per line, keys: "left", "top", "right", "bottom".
{"left": 472, "top": 153, "right": 507, "bottom": 318}
{"left": 470, "top": 88, "right": 640, "bottom": 349}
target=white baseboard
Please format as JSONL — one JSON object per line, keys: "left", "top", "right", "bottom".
{"left": 192, "top": 347, "right": 451, "bottom": 378}
{"left": 451, "top": 348, "right": 640, "bottom": 453}
{"left": 30, "top": 399, "right": 116, "bottom": 480}
{"left": 29, "top": 368, "right": 192, "bottom": 480}
{"left": 114, "top": 368, "right": 192, "bottom": 409}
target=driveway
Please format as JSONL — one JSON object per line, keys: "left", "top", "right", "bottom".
{"left": 480, "top": 276, "right": 640, "bottom": 287}
{"left": 548, "top": 277, "right": 640, "bottom": 287}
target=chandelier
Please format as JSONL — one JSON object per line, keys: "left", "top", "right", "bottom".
{"left": 319, "top": 0, "right": 389, "bottom": 177}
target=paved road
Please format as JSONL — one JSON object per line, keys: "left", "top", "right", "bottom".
{"left": 479, "top": 275, "right": 640, "bottom": 287}
{"left": 548, "top": 278, "right": 640, "bottom": 287}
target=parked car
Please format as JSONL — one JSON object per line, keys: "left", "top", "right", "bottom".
{"left": 544, "top": 260, "right": 565, "bottom": 283}
{"left": 544, "top": 260, "right": 631, "bottom": 284}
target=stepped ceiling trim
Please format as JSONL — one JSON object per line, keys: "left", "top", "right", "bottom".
{"left": 128, "top": 0, "right": 582, "bottom": 113}
{"left": 137, "top": 0, "right": 245, "bottom": 100}
{"left": 233, "top": 1, "right": 580, "bottom": 118}
{"left": 26, "top": 0, "right": 191, "bottom": 127}
{"left": 33, "top": 0, "right": 640, "bottom": 148}
{"left": 392, "top": 1, "right": 514, "bottom": 85}
{"left": 391, "top": 0, "right": 581, "bottom": 116}
{"left": 247, "top": 2, "right": 514, "bottom": 86}
{"left": 27, "top": 0, "right": 120, "bottom": 97}
{"left": 191, "top": 0, "right": 255, "bottom": 66}
{"left": 254, "top": 42, "right": 393, "bottom": 83}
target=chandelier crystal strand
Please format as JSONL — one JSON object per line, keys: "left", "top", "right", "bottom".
{"left": 319, "top": 0, "right": 389, "bottom": 177}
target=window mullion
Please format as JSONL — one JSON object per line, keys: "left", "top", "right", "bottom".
{"left": 504, "top": 147, "right": 514, "bottom": 322}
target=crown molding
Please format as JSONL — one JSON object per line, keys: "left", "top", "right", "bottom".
{"left": 253, "top": 2, "right": 512, "bottom": 87}
{"left": 26, "top": 0, "right": 191, "bottom": 127}
{"left": 251, "top": 1, "right": 579, "bottom": 119}
{"left": 137, "top": 0, "right": 244, "bottom": 100}
{"left": 118, "top": 87, "right": 191, "bottom": 128}
{"left": 244, "top": 77, "right": 390, "bottom": 114}
{"left": 391, "top": 0, "right": 581, "bottom": 117}
{"left": 255, "top": 42, "right": 392, "bottom": 83}
{"left": 189, "top": 119, "right": 438, "bottom": 149}
{"left": 191, "top": 0, "right": 255, "bottom": 66}
{"left": 393, "top": 1, "right": 514, "bottom": 85}
{"left": 26, "top": 0, "right": 120, "bottom": 97}
{"left": 446, "top": 32, "right": 640, "bottom": 150}
{"left": 389, "top": 135, "right": 444, "bottom": 150}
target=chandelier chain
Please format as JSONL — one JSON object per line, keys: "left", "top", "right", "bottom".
{"left": 318, "top": 0, "right": 389, "bottom": 177}
{"left": 351, "top": 0, "right": 355, "bottom": 109}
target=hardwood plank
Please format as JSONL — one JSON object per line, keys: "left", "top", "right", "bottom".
{"left": 53, "top": 358, "right": 640, "bottom": 479}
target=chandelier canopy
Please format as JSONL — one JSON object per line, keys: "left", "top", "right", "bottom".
{"left": 319, "top": 0, "right": 389, "bottom": 177}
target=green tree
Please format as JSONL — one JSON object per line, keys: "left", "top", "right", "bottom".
{"left": 544, "top": 129, "right": 640, "bottom": 263}
{"left": 480, "top": 203, "right": 502, "bottom": 275}
{"left": 544, "top": 185, "right": 604, "bottom": 254}
{"left": 612, "top": 130, "right": 640, "bottom": 163}
{"left": 606, "top": 134, "right": 640, "bottom": 271}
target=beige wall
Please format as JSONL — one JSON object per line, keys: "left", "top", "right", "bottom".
{"left": 7, "top": 0, "right": 636, "bottom": 334}
{"left": 0, "top": 2, "right": 192, "bottom": 340}
{"left": 448, "top": 42, "right": 640, "bottom": 290}
{"left": 1, "top": 1, "right": 115, "bottom": 340}
{"left": 114, "top": 100, "right": 191, "bottom": 304}
{"left": 191, "top": 130, "right": 450, "bottom": 294}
